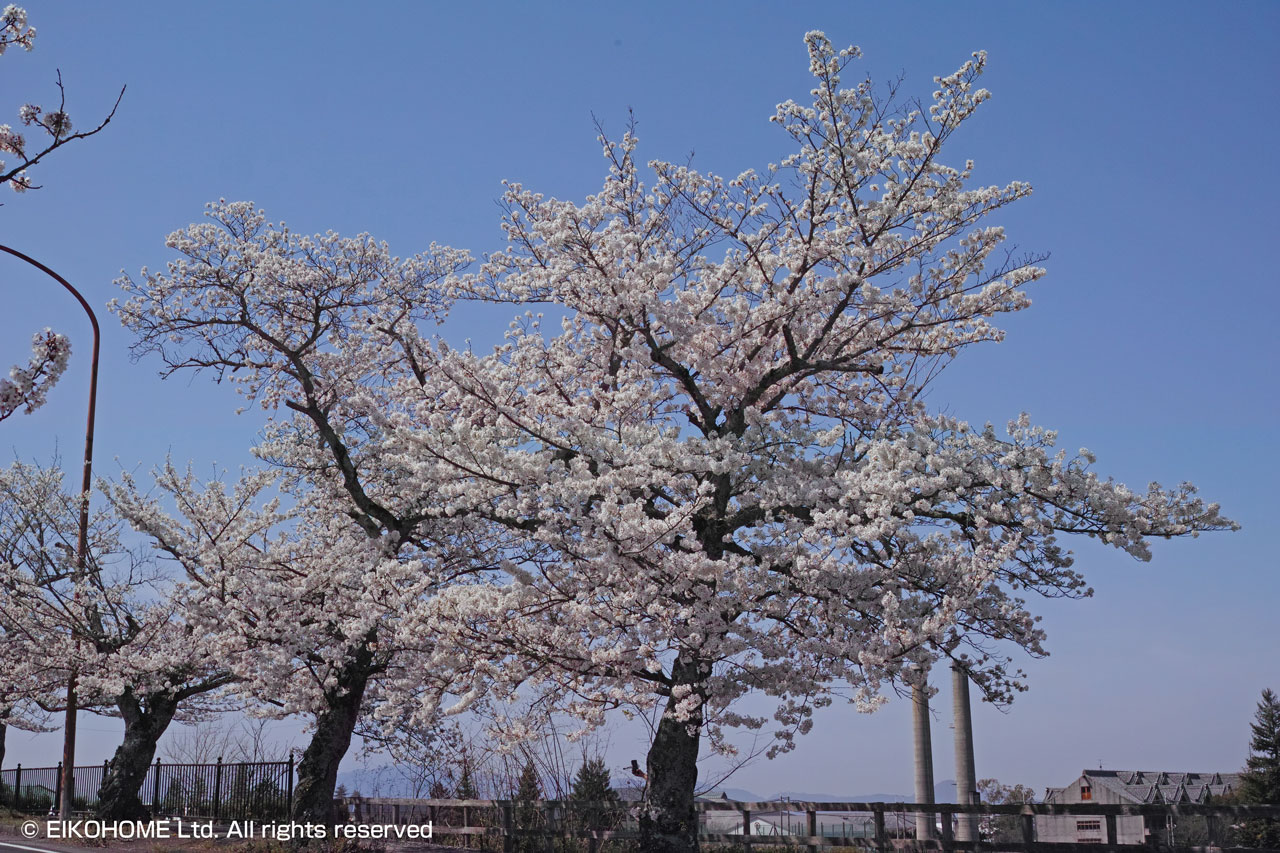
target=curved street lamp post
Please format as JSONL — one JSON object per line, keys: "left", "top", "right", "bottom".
{"left": 0, "top": 244, "right": 100, "bottom": 819}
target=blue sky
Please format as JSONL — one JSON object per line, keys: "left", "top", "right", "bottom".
{"left": 1, "top": 2, "right": 1277, "bottom": 798}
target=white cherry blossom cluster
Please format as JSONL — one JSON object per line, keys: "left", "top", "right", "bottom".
{"left": 0, "top": 5, "right": 35, "bottom": 54}
{"left": 0, "top": 5, "right": 121, "bottom": 194}
{"left": 372, "top": 32, "right": 1232, "bottom": 751}
{"left": 0, "top": 328, "right": 70, "bottom": 422}
{"left": 103, "top": 458, "right": 510, "bottom": 754}
{"left": 112, "top": 201, "right": 494, "bottom": 808}
{"left": 0, "top": 461, "right": 230, "bottom": 727}
{"left": 110, "top": 33, "right": 1235, "bottom": 776}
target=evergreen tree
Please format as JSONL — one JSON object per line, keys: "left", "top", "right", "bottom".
{"left": 1241, "top": 688, "right": 1280, "bottom": 803}
{"left": 514, "top": 759, "right": 542, "bottom": 853}
{"left": 515, "top": 759, "right": 540, "bottom": 802}
{"left": 453, "top": 761, "right": 481, "bottom": 849}
{"left": 455, "top": 760, "right": 478, "bottom": 800}
{"left": 569, "top": 758, "right": 621, "bottom": 832}
{"left": 160, "top": 779, "right": 185, "bottom": 815}
{"left": 1234, "top": 688, "right": 1280, "bottom": 848}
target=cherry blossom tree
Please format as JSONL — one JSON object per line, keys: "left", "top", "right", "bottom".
{"left": 364, "top": 34, "right": 1232, "bottom": 853}
{"left": 112, "top": 217, "right": 478, "bottom": 820}
{"left": 105, "top": 460, "right": 491, "bottom": 821}
{"left": 114, "top": 34, "right": 1237, "bottom": 853}
{"left": 0, "top": 461, "right": 233, "bottom": 819}
{"left": 90, "top": 615, "right": 234, "bottom": 820}
{"left": 0, "top": 460, "right": 107, "bottom": 771}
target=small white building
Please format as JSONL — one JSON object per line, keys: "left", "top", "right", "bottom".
{"left": 1037, "top": 770, "right": 1240, "bottom": 844}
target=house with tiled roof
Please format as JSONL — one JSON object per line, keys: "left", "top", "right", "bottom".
{"left": 1037, "top": 770, "right": 1241, "bottom": 844}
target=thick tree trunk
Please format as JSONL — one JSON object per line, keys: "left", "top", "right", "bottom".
{"left": 639, "top": 657, "right": 706, "bottom": 853}
{"left": 291, "top": 644, "right": 374, "bottom": 823}
{"left": 97, "top": 689, "right": 178, "bottom": 820}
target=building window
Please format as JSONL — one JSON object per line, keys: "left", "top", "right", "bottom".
{"left": 1078, "top": 838, "right": 1103, "bottom": 844}
{"left": 1077, "top": 821, "right": 1102, "bottom": 832}
{"left": 1081, "top": 785, "right": 1092, "bottom": 801}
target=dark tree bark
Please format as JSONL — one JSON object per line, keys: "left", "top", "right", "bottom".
{"left": 96, "top": 670, "right": 232, "bottom": 821}
{"left": 291, "top": 642, "right": 375, "bottom": 823}
{"left": 97, "top": 688, "right": 179, "bottom": 820}
{"left": 639, "top": 656, "right": 707, "bottom": 853}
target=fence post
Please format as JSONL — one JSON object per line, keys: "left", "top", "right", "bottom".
{"left": 502, "top": 801, "right": 513, "bottom": 853}
{"left": 14, "top": 764, "right": 21, "bottom": 811}
{"left": 941, "top": 806, "right": 954, "bottom": 853}
{"left": 1105, "top": 813, "right": 1117, "bottom": 846}
{"left": 743, "top": 807, "right": 752, "bottom": 853}
{"left": 807, "top": 808, "right": 818, "bottom": 853}
{"left": 1019, "top": 808, "right": 1034, "bottom": 852}
{"left": 151, "top": 758, "right": 162, "bottom": 813}
{"left": 212, "top": 757, "right": 223, "bottom": 820}
{"left": 874, "top": 806, "right": 887, "bottom": 853}
{"left": 286, "top": 753, "right": 295, "bottom": 817}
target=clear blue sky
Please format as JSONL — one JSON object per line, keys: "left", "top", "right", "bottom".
{"left": 2, "top": 2, "right": 1277, "bottom": 798}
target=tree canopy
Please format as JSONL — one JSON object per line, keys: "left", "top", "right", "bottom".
{"left": 113, "top": 32, "right": 1236, "bottom": 853}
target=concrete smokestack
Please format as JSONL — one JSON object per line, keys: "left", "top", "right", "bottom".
{"left": 912, "top": 677, "right": 936, "bottom": 840}
{"left": 952, "top": 661, "right": 978, "bottom": 842}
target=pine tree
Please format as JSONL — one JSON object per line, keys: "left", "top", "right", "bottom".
{"left": 1233, "top": 688, "right": 1280, "bottom": 848}
{"left": 569, "top": 758, "right": 622, "bottom": 832}
{"left": 1241, "top": 688, "right": 1280, "bottom": 804}
{"left": 515, "top": 758, "right": 540, "bottom": 802}
{"left": 454, "top": 760, "right": 480, "bottom": 849}
{"left": 513, "top": 759, "right": 542, "bottom": 853}
{"left": 455, "top": 760, "right": 478, "bottom": 800}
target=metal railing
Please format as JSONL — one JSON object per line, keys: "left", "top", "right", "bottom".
{"left": 339, "top": 797, "right": 1280, "bottom": 852}
{"left": 1, "top": 757, "right": 294, "bottom": 819}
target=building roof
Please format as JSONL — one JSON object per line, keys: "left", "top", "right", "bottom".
{"left": 1043, "top": 770, "right": 1242, "bottom": 806}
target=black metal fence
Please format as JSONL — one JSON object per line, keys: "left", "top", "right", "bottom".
{"left": 0, "top": 757, "right": 294, "bottom": 819}
{"left": 340, "top": 797, "right": 1280, "bottom": 852}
